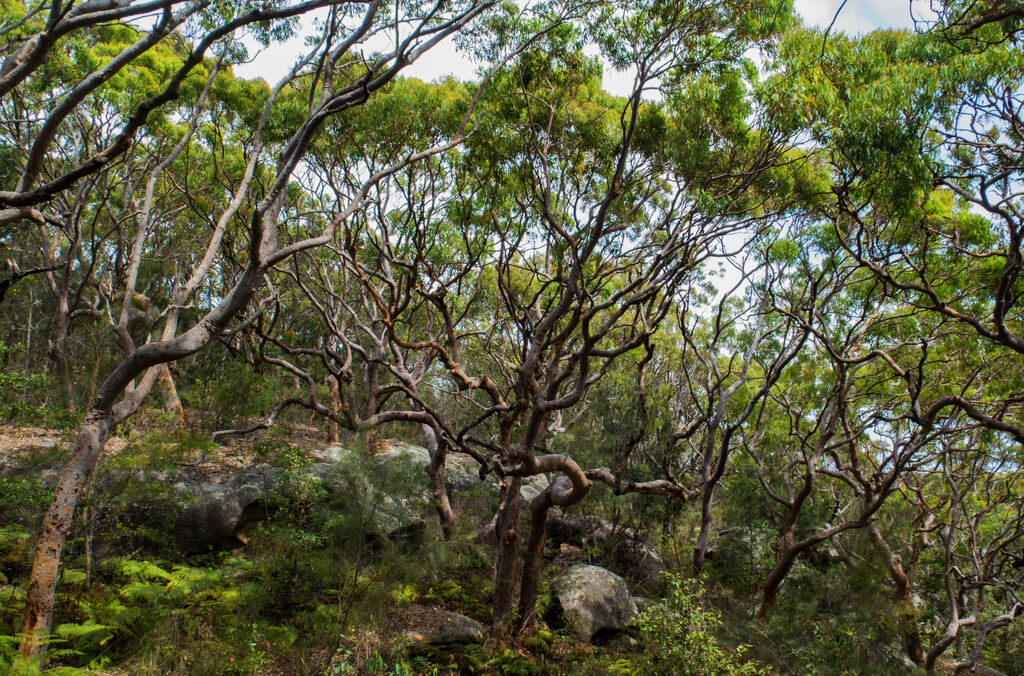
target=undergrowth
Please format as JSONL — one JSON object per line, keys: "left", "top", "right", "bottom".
{"left": 0, "top": 424, "right": 782, "bottom": 675}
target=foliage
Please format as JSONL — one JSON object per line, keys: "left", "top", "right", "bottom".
{"left": 2, "top": 0, "right": 1024, "bottom": 671}
{"left": 633, "top": 574, "right": 768, "bottom": 675}
{"left": 180, "top": 359, "right": 291, "bottom": 429}
{"left": 0, "top": 343, "right": 79, "bottom": 428}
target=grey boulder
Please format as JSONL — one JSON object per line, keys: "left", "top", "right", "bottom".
{"left": 551, "top": 564, "right": 638, "bottom": 642}
{"left": 400, "top": 606, "right": 486, "bottom": 646}
{"left": 174, "top": 466, "right": 274, "bottom": 553}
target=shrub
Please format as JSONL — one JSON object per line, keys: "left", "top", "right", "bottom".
{"left": 634, "top": 573, "right": 768, "bottom": 676}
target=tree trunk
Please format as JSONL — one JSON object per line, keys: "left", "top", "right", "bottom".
{"left": 20, "top": 412, "right": 109, "bottom": 656}
{"left": 517, "top": 496, "right": 551, "bottom": 635}
{"left": 422, "top": 423, "right": 456, "bottom": 539}
{"left": 327, "top": 374, "right": 340, "bottom": 443}
{"left": 868, "top": 525, "right": 923, "bottom": 665}
{"left": 87, "top": 347, "right": 100, "bottom": 403}
{"left": 362, "top": 363, "right": 380, "bottom": 450}
{"left": 49, "top": 310, "right": 74, "bottom": 410}
{"left": 692, "top": 472, "right": 715, "bottom": 575}
{"left": 492, "top": 477, "right": 522, "bottom": 627}
{"left": 757, "top": 545, "right": 799, "bottom": 619}
{"left": 157, "top": 363, "right": 183, "bottom": 416}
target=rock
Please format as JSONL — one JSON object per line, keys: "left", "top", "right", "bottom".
{"left": 614, "top": 540, "right": 666, "bottom": 586}
{"left": 520, "top": 474, "right": 551, "bottom": 503}
{"left": 547, "top": 512, "right": 592, "bottom": 543}
{"left": 547, "top": 513, "right": 667, "bottom": 588}
{"left": 632, "top": 596, "right": 657, "bottom": 613}
{"left": 173, "top": 465, "right": 275, "bottom": 553}
{"left": 381, "top": 441, "right": 487, "bottom": 492}
{"left": 318, "top": 444, "right": 352, "bottom": 463}
{"left": 550, "top": 564, "right": 638, "bottom": 642}
{"left": 377, "top": 441, "right": 431, "bottom": 467}
{"left": 312, "top": 450, "right": 429, "bottom": 541}
{"left": 604, "top": 633, "right": 640, "bottom": 651}
{"left": 398, "top": 606, "right": 486, "bottom": 646}
{"left": 367, "top": 494, "right": 428, "bottom": 541}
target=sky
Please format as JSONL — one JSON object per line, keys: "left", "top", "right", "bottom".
{"left": 236, "top": 1, "right": 923, "bottom": 93}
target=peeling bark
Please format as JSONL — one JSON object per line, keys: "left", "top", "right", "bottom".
{"left": 21, "top": 413, "right": 109, "bottom": 656}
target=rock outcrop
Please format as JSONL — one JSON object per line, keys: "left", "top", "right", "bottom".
{"left": 173, "top": 466, "right": 275, "bottom": 553}
{"left": 548, "top": 512, "right": 667, "bottom": 588}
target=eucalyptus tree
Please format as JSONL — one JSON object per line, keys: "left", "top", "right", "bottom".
{"left": 4, "top": 0, "right": 500, "bottom": 656}
{"left": 915, "top": 432, "right": 1024, "bottom": 672}
{"left": 915, "top": 0, "right": 1024, "bottom": 37}
{"left": 865, "top": 427, "right": 1024, "bottom": 671}
{"left": 764, "top": 17, "right": 1024, "bottom": 438}
{"left": 211, "top": 76, "right": 490, "bottom": 540}
{"left": 441, "top": 0, "right": 797, "bottom": 631}
{"left": 753, "top": 16, "right": 1024, "bottom": 659}
{"left": 204, "top": 0, "right": 799, "bottom": 636}
{"left": 665, "top": 258, "right": 811, "bottom": 577}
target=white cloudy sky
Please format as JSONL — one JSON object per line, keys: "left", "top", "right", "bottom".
{"left": 237, "top": 1, "right": 923, "bottom": 92}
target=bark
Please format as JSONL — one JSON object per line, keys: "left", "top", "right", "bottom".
{"left": 492, "top": 476, "right": 522, "bottom": 627}
{"left": 517, "top": 492, "right": 552, "bottom": 634}
{"left": 362, "top": 362, "right": 380, "bottom": 449}
{"left": 364, "top": 361, "right": 379, "bottom": 419}
{"left": 157, "top": 363, "right": 183, "bottom": 416}
{"left": 21, "top": 259, "right": 267, "bottom": 656}
{"left": 516, "top": 458, "right": 590, "bottom": 634}
{"left": 868, "top": 524, "right": 923, "bottom": 665}
{"left": 327, "top": 374, "right": 341, "bottom": 443}
{"left": 421, "top": 423, "right": 456, "bottom": 539}
{"left": 47, "top": 283, "right": 74, "bottom": 410}
{"left": 757, "top": 546, "right": 799, "bottom": 620}
{"left": 11, "top": 0, "right": 507, "bottom": 653}
{"left": 20, "top": 412, "right": 109, "bottom": 656}
{"left": 692, "top": 476, "right": 715, "bottom": 575}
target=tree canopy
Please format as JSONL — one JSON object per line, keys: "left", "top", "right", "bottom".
{"left": 1, "top": 0, "right": 1023, "bottom": 672}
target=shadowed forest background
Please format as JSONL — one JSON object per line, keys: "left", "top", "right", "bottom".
{"left": 1, "top": 0, "right": 1024, "bottom": 673}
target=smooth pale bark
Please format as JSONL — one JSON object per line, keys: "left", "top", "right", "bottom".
{"left": 17, "top": 0, "right": 495, "bottom": 650}
{"left": 327, "top": 375, "right": 341, "bottom": 443}
{"left": 39, "top": 229, "right": 75, "bottom": 410}
{"left": 158, "top": 364, "right": 184, "bottom": 416}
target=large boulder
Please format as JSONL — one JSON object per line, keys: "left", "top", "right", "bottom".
{"left": 382, "top": 441, "right": 493, "bottom": 493}
{"left": 173, "top": 465, "right": 275, "bottom": 553}
{"left": 550, "top": 564, "right": 638, "bottom": 642}
{"left": 314, "top": 444, "right": 432, "bottom": 541}
{"left": 323, "top": 441, "right": 488, "bottom": 493}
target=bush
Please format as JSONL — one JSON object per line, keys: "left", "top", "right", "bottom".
{"left": 0, "top": 342, "right": 79, "bottom": 428}
{"left": 634, "top": 573, "right": 768, "bottom": 676}
{"left": 180, "top": 360, "right": 287, "bottom": 428}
